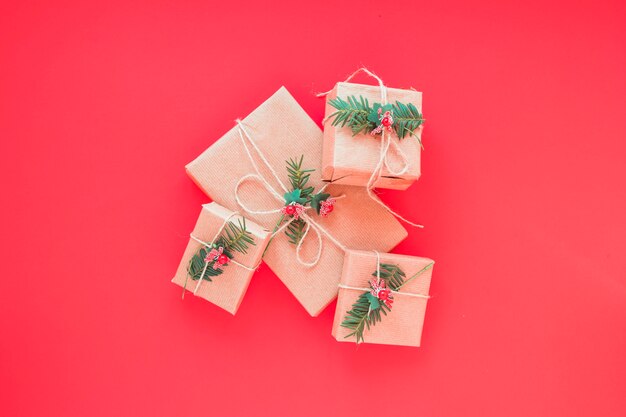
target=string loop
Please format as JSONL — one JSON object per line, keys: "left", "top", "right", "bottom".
{"left": 233, "top": 121, "right": 348, "bottom": 268}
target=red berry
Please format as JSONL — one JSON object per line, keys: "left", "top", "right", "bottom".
{"left": 284, "top": 205, "right": 296, "bottom": 215}
{"left": 217, "top": 254, "right": 229, "bottom": 265}
{"left": 378, "top": 289, "right": 390, "bottom": 300}
{"left": 381, "top": 116, "right": 392, "bottom": 127}
{"left": 324, "top": 204, "right": 334, "bottom": 214}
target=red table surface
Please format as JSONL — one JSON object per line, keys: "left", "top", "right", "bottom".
{"left": 1, "top": 1, "right": 625, "bottom": 416}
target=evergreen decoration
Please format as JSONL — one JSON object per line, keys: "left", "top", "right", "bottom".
{"left": 373, "top": 263, "right": 406, "bottom": 290}
{"left": 310, "top": 192, "right": 331, "bottom": 215}
{"left": 327, "top": 95, "right": 372, "bottom": 136}
{"left": 270, "top": 156, "right": 335, "bottom": 248}
{"left": 284, "top": 189, "right": 307, "bottom": 205}
{"left": 327, "top": 95, "right": 425, "bottom": 145}
{"left": 341, "top": 262, "right": 434, "bottom": 343}
{"left": 286, "top": 156, "right": 315, "bottom": 199}
{"left": 285, "top": 218, "right": 308, "bottom": 245}
{"left": 186, "top": 218, "right": 256, "bottom": 285}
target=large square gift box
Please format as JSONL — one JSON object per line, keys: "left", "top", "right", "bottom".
{"left": 332, "top": 249, "right": 434, "bottom": 347}
{"left": 321, "top": 81, "right": 424, "bottom": 190}
{"left": 172, "top": 202, "right": 271, "bottom": 315}
{"left": 185, "top": 87, "right": 408, "bottom": 316}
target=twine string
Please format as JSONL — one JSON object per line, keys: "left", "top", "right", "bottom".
{"left": 192, "top": 212, "right": 235, "bottom": 296}
{"left": 337, "top": 250, "right": 431, "bottom": 299}
{"left": 236, "top": 121, "right": 289, "bottom": 194}
{"left": 337, "top": 283, "right": 430, "bottom": 299}
{"left": 317, "top": 67, "right": 423, "bottom": 228}
{"left": 233, "top": 121, "right": 348, "bottom": 267}
{"left": 189, "top": 234, "right": 259, "bottom": 272}
{"left": 182, "top": 211, "right": 259, "bottom": 299}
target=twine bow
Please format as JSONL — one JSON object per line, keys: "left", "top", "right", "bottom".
{"left": 234, "top": 121, "right": 347, "bottom": 268}
{"left": 318, "top": 67, "right": 424, "bottom": 229}
{"left": 182, "top": 211, "right": 259, "bottom": 299}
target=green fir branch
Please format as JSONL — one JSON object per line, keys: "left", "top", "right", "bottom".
{"left": 341, "top": 262, "right": 432, "bottom": 343}
{"left": 327, "top": 95, "right": 425, "bottom": 141}
{"left": 286, "top": 156, "right": 315, "bottom": 200}
{"left": 397, "top": 262, "right": 434, "bottom": 290}
{"left": 327, "top": 95, "right": 372, "bottom": 136}
{"left": 341, "top": 289, "right": 392, "bottom": 344}
{"left": 264, "top": 156, "right": 331, "bottom": 252}
{"left": 285, "top": 218, "right": 307, "bottom": 245}
{"left": 186, "top": 245, "right": 234, "bottom": 282}
{"left": 186, "top": 219, "right": 256, "bottom": 284}
{"left": 219, "top": 218, "right": 256, "bottom": 255}
{"left": 391, "top": 101, "right": 425, "bottom": 143}
{"left": 372, "top": 263, "right": 406, "bottom": 291}
{"left": 283, "top": 156, "right": 316, "bottom": 246}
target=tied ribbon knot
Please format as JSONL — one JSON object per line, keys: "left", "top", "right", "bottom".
{"left": 317, "top": 67, "right": 424, "bottom": 229}
{"left": 234, "top": 121, "right": 348, "bottom": 268}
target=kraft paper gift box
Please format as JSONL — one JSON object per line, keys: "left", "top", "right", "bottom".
{"left": 172, "top": 202, "right": 270, "bottom": 315}
{"left": 321, "top": 82, "right": 423, "bottom": 190}
{"left": 185, "top": 86, "right": 408, "bottom": 316}
{"left": 332, "top": 249, "right": 434, "bottom": 347}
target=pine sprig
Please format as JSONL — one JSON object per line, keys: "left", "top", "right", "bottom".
{"left": 264, "top": 156, "right": 334, "bottom": 253}
{"left": 219, "top": 218, "right": 255, "bottom": 255}
{"left": 285, "top": 218, "right": 307, "bottom": 245}
{"left": 373, "top": 263, "right": 406, "bottom": 291}
{"left": 186, "top": 219, "right": 256, "bottom": 283}
{"left": 286, "top": 156, "right": 315, "bottom": 200}
{"left": 327, "top": 95, "right": 424, "bottom": 141}
{"left": 187, "top": 245, "right": 234, "bottom": 281}
{"left": 341, "top": 262, "right": 434, "bottom": 344}
{"left": 392, "top": 101, "right": 425, "bottom": 145}
{"left": 341, "top": 263, "right": 403, "bottom": 343}
{"left": 341, "top": 291, "right": 392, "bottom": 344}
{"left": 327, "top": 95, "right": 372, "bottom": 136}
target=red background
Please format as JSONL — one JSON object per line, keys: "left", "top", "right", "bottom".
{"left": 1, "top": 1, "right": 625, "bottom": 416}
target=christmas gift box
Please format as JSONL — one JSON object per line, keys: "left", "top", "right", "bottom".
{"left": 320, "top": 68, "right": 424, "bottom": 190}
{"left": 332, "top": 249, "right": 434, "bottom": 347}
{"left": 185, "top": 86, "right": 408, "bottom": 316}
{"left": 172, "top": 202, "right": 271, "bottom": 315}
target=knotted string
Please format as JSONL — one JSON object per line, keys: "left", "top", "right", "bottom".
{"left": 233, "top": 121, "right": 348, "bottom": 268}
{"left": 337, "top": 250, "right": 431, "bottom": 299}
{"left": 182, "top": 211, "right": 260, "bottom": 299}
{"left": 317, "top": 67, "right": 424, "bottom": 228}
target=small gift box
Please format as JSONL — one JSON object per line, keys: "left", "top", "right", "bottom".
{"left": 332, "top": 249, "right": 434, "bottom": 347}
{"left": 171, "top": 202, "right": 271, "bottom": 315}
{"left": 321, "top": 76, "right": 424, "bottom": 190}
{"left": 185, "top": 87, "right": 408, "bottom": 316}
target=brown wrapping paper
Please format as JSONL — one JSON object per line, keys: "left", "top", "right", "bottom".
{"left": 186, "top": 87, "right": 408, "bottom": 316}
{"left": 171, "top": 202, "right": 270, "bottom": 315}
{"left": 322, "top": 82, "right": 423, "bottom": 190}
{"left": 332, "top": 250, "right": 434, "bottom": 347}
